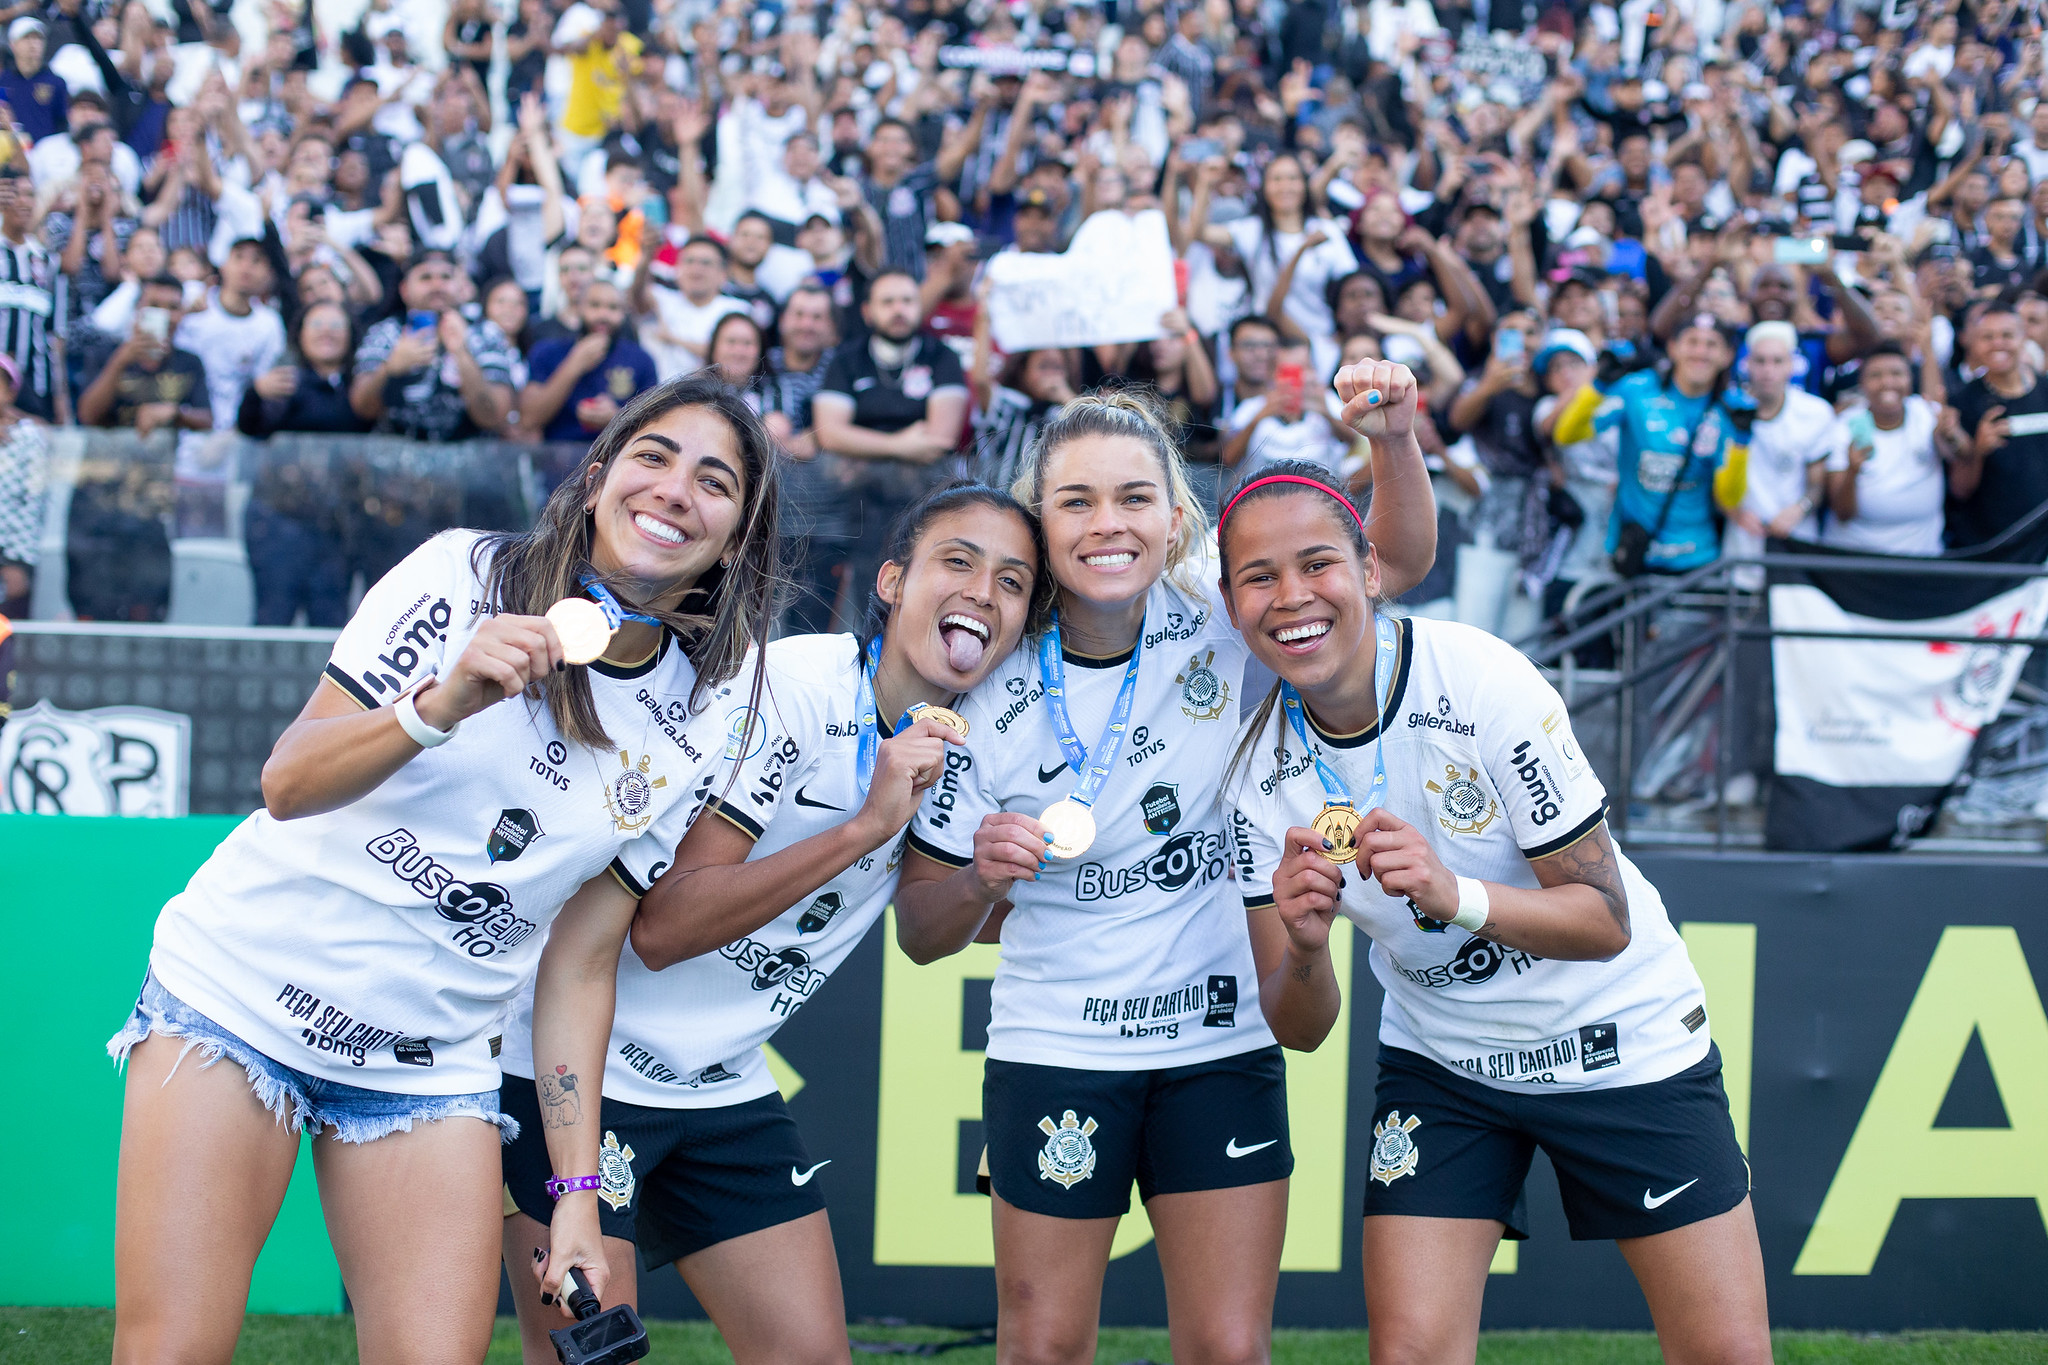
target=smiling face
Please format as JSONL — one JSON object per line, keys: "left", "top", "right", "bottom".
{"left": 880, "top": 503, "right": 1039, "bottom": 692}
{"left": 1038, "top": 434, "right": 1181, "bottom": 616}
{"left": 1221, "top": 491, "right": 1379, "bottom": 699}
{"left": 586, "top": 405, "right": 749, "bottom": 603}
{"left": 1860, "top": 352, "right": 1912, "bottom": 424}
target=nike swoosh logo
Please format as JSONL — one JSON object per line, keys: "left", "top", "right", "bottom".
{"left": 791, "top": 1160, "right": 832, "bottom": 1186}
{"left": 1038, "top": 763, "right": 1068, "bottom": 783}
{"left": 793, "top": 787, "right": 844, "bottom": 811}
{"left": 1643, "top": 1178, "right": 1699, "bottom": 1209}
{"left": 1225, "top": 1138, "right": 1277, "bottom": 1158}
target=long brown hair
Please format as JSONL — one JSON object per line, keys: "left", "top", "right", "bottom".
{"left": 473, "top": 375, "right": 785, "bottom": 749}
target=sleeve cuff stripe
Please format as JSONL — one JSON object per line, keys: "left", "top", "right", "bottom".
{"left": 322, "top": 664, "right": 376, "bottom": 711}
{"left": 608, "top": 858, "right": 648, "bottom": 897}
{"left": 706, "top": 797, "right": 765, "bottom": 842}
{"left": 1243, "top": 894, "right": 1277, "bottom": 911}
{"left": 1522, "top": 803, "right": 1608, "bottom": 861}
{"left": 906, "top": 830, "right": 971, "bottom": 870}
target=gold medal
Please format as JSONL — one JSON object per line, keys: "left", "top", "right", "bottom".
{"left": 1311, "top": 801, "right": 1361, "bottom": 865}
{"left": 1037, "top": 797, "right": 1097, "bottom": 859}
{"left": 904, "top": 702, "right": 970, "bottom": 738}
{"left": 546, "top": 597, "right": 614, "bottom": 666}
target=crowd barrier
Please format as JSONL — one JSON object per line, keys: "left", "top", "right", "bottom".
{"left": 4, "top": 812, "right": 2043, "bottom": 1330}
{"left": 19, "top": 431, "right": 595, "bottom": 628}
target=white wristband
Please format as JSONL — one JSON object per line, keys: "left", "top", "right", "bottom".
{"left": 395, "top": 687, "right": 459, "bottom": 748}
{"left": 1450, "top": 875, "right": 1490, "bottom": 933}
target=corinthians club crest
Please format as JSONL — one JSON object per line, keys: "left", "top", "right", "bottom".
{"left": 1370, "top": 1110, "right": 1421, "bottom": 1186}
{"left": 598, "top": 1130, "right": 636, "bottom": 1211}
{"left": 1037, "top": 1110, "right": 1099, "bottom": 1188}
{"left": 604, "top": 751, "right": 668, "bottom": 834}
{"left": 1426, "top": 764, "right": 1498, "bottom": 836}
{"left": 1177, "top": 649, "right": 1229, "bottom": 722}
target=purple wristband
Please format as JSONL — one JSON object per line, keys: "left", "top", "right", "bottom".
{"left": 545, "top": 1175, "right": 602, "bottom": 1201}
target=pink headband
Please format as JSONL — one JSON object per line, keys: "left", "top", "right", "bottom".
{"left": 1221, "top": 474, "right": 1365, "bottom": 532}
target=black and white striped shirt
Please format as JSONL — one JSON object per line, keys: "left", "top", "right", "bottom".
{"left": 863, "top": 163, "right": 941, "bottom": 280}
{"left": 0, "top": 235, "right": 59, "bottom": 414}
{"left": 974, "top": 387, "right": 1060, "bottom": 492}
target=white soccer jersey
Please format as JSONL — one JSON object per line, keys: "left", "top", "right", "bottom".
{"left": 147, "top": 531, "right": 743, "bottom": 1095}
{"left": 908, "top": 575, "right": 1279, "bottom": 1070}
{"left": 502, "top": 633, "right": 915, "bottom": 1108}
{"left": 1226, "top": 616, "right": 1709, "bottom": 1093}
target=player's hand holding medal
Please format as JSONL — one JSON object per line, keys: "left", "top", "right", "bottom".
{"left": 1034, "top": 611, "right": 1147, "bottom": 860}
{"left": 849, "top": 641, "right": 972, "bottom": 841}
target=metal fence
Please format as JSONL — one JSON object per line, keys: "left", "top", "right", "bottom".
{"left": 18, "top": 430, "right": 600, "bottom": 627}
{"left": 1517, "top": 548, "right": 2048, "bottom": 854}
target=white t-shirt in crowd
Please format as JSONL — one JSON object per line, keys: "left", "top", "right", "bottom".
{"left": 1228, "top": 390, "right": 1352, "bottom": 479}
{"left": 1821, "top": 396, "right": 1946, "bottom": 557}
{"left": 146, "top": 531, "right": 737, "bottom": 1094}
{"left": 1724, "top": 386, "right": 1836, "bottom": 560}
{"left": 1226, "top": 616, "right": 1711, "bottom": 1093}
{"left": 1224, "top": 216, "right": 1358, "bottom": 379}
{"left": 642, "top": 284, "right": 750, "bottom": 381}
{"left": 173, "top": 295, "right": 287, "bottom": 431}
{"left": 908, "top": 575, "right": 1278, "bottom": 1071}
{"left": 503, "top": 633, "right": 927, "bottom": 1108}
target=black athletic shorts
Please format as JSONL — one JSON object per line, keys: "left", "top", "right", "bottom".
{"left": 500, "top": 1080, "right": 827, "bottom": 1269}
{"left": 983, "top": 1044, "right": 1293, "bottom": 1219}
{"left": 1363, "top": 1043, "right": 1750, "bottom": 1242}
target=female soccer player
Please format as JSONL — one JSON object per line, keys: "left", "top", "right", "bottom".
{"left": 891, "top": 376, "right": 1436, "bottom": 1365}
{"left": 107, "top": 375, "right": 781, "bottom": 1363}
{"left": 496, "top": 481, "right": 1046, "bottom": 1365}
{"left": 1216, "top": 453, "right": 1769, "bottom": 1365}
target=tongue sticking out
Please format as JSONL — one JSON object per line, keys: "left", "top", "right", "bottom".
{"left": 941, "top": 624, "right": 987, "bottom": 674}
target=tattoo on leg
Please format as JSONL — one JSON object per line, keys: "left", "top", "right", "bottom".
{"left": 539, "top": 1066, "right": 581, "bottom": 1130}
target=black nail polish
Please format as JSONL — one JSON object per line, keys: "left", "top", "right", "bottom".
{"left": 554, "top": 660, "right": 566, "bottom": 673}
{"left": 1321, "top": 838, "right": 1334, "bottom": 851}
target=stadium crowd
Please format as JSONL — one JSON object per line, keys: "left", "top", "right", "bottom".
{"left": 1, "top": 0, "right": 2047, "bottom": 634}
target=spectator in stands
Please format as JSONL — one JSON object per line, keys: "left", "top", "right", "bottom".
{"left": 76, "top": 274, "right": 209, "bottom": 435}
{"left": 174, "top": 239, "right": 285, "bottom": 431}
{"left": 3, "top": 18, "right": 67, "bottom": 143}
{"left": 861, "top": 119, "right": 945, "bottom": 280}
{"left": 765, "top": 283, "right": 844, "bottom": 633}
{"left": 239, "top": 302, "right": 368, "bottom": 439}
{"left": 1942, "top": 302, "right": 2048, "bottom": 561}
{"left": 482, "top": 276, "right": 534, "bottom": 388}
{"left": 1724, "top": 321, "right": 1837, "bottom": 561}
{"left": 1222, "top": 336, "right": 1352, "bottom": 480}
{"left": 350, "top": 248, "right": 514, "bottom": 440}
{"left": 633, "top": 236, "right": 746, "bottom": 379}
{"left": 813, "top": 267, "right": 967, "bottom": 594}
{"left": 30, "top": 92, "right": 142, "bottom": 199}
{"left": 519, "top": 277, "right": 655, "bottom": 443}
{"left": 0, "top": 354, "right": 46, "bottom": 618}
{"left": 704, "top": 312, "right": 768, "bottom": 395}
{"left": 238, "top": 301, "right": 363, "bottom": 627}
{"left": 0, "top": 171, "right": 61, "bottom": 423}
{"left": 1826, "top": 343, "right": 1946, "bottom": 558}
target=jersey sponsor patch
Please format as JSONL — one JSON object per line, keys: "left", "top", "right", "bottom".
{"left": 1370, "top": 1110, "right": 1421, "bottom": 1185}
{"left": 487, "top": 808, "right": 544, "bottom": 862}
{"left": 1037, "top": 1110, "right": 1099, "bottom": 1187}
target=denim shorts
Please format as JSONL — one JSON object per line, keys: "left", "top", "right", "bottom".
{"left": 108, "top": 973, "right": 517, "bottom": 1145}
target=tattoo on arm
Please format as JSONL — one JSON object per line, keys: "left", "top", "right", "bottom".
{"left": 1291, "top": 960, "right": 1314, "bottom": 983}
{"left": 539, "top": 1067, "right": 582, "bottom": 1130}
{"left": 1554, "top": 824, "right": 1630, "bottom": 935}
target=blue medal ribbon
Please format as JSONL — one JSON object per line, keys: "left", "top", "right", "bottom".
{"left": 578, "top": 572, "right": 665, "bottom": 631}
{"left": 852, "top": 638, "right": 934, "bottom": 793}
{"left": 1037, "top": 611, "right": 1145, "bottom": 811}
{"left": 1279, "top": 616, "right": 1437, "bottom": 929}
